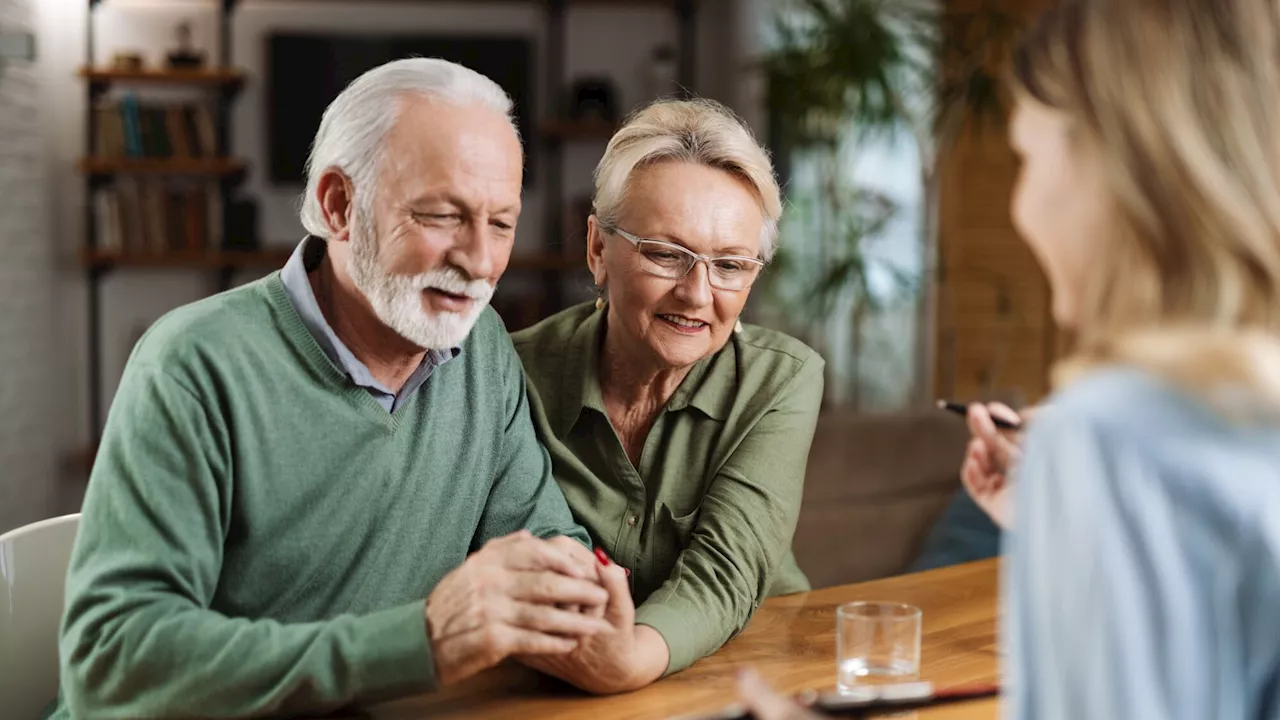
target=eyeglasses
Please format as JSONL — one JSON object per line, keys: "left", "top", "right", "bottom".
{"left": 606, "top": 226, "right": 766, "bottom": 292}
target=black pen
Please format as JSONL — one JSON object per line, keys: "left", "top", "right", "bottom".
{"left": 936, "top": 400, "right": 1021, "bottom": 431}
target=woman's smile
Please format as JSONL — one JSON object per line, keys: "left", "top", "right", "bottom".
{"left": 656, "top": 313, "right": 710, "bottom": 334}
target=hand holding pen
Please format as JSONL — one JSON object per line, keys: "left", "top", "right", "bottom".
{"left": 938, "top": 399, "right": 1031, "bottom": 531}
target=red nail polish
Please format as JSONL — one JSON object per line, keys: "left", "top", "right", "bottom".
{"left": 594, "top": 547, "right": 611, "bottom": 565}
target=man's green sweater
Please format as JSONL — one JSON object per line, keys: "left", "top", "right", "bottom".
{"left": 53, "top": 274, "right": 588, "bottom": 718}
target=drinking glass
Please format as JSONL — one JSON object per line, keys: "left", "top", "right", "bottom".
{"left": 836, "top": 601, "right": 922, "bottom": 694}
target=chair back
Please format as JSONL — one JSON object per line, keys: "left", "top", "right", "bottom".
{"left": 0, "top": 514, "right": 80, "bottom": 719}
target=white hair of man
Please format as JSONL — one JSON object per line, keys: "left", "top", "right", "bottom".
{"left": 299, "top": 57, "right": 518, "bottom": 236}
{"left": 592, "top": 97, "right": 782, "bottom": 262}
{"left": 299, "top": 58, "right": 518, "bottom": 350}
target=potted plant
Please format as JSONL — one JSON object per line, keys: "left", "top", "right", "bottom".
{"left": 755, "top": 0, "right": 1017, "bottom": 407}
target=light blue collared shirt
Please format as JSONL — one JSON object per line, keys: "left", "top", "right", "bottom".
{"left": 1004, "top": 366, "right": 1280, "bottom": 720}
{"left": 278, "top": 236, "right": 458, "bottom": 413}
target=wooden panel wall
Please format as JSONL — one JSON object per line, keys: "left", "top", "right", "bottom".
{"left": 933, "top": 0, "right": 1059, "bottom": 408}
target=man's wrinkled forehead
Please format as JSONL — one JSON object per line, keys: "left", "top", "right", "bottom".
{"left": 375, "top": 95, "right": 525, "bottom": 207}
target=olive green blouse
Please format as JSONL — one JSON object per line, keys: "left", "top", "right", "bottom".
{"left": 511, "top": 302, "right": 824, "bottom": 673}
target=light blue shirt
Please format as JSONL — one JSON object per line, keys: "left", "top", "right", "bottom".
{"left": 278, "top": 236, "right": 458, "bottom": 413}
{"left": 1004, "top": 366, "right": 1280, "bottom": 720}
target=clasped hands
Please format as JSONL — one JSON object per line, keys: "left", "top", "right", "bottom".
{"left": 424, "top": 530, "right": 663, "bottom": 694}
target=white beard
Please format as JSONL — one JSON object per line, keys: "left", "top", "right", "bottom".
{"left": 347, "top": 216, "right": 495, "bottom": 351}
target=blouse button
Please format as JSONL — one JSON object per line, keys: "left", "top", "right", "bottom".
{"left": 627, "top": 514, "right": 638, "bottom": 526}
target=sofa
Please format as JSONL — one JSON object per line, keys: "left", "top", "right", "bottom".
{"left": 790, "top": 410, "right": 976, "bottom": 589}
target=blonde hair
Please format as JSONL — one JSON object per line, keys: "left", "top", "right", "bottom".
{"left": 592, "top": 98, "right": 783, "bottom": 261}
{"left": 1012, "top": 0, "right": 1280, "bottom": 413}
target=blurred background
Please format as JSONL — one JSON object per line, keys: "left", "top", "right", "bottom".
{"left": 0, "top": 0, "right": 1051, "bottom": 582}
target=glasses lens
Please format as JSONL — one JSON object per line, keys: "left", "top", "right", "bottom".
{"left": 637, "top": 241, "right": 694, "bottom": 278}
{"left": 709, "top": 259, "right": 762, "bottom": 291}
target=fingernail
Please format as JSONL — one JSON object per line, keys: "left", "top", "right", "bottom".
{"left": 594, "top": 547, "right": 611, "bottom": 566}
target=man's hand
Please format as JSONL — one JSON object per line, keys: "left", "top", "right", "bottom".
{"left": 425, "top": 530, "right": 613, "bottom": 687}
{"left": 517, "top": 551, "right": 667, "bottom": 694}
{"left": 960, "top": 402, "right": 1032, "bottom": 530}
{"left": 544, "top": 535, "right": 604, "bottom": 616}
{"left": 544, "top": 535, "right": 602, "bottom": 582}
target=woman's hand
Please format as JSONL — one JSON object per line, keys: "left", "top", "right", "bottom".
{"left": 961, "top": 402, "right": 1032, "bottom": 530}
{"left": 735, "top": 669, "right": 826, "bottom": 720}
{"left": 517, "top": 553, "right": 669, "bottom": 694}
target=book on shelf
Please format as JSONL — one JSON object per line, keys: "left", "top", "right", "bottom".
{"left": 95, "top": 94, "right": 218, "bottom": 160}
{"left": 94, "top": 179, "right": 224, "bottom": 256}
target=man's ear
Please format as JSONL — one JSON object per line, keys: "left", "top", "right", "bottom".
{"left": 586, "top": 215, "right": 608, "bottom": 288}
{"left": 316, "top": 168, "right": 356, "bottom": 242}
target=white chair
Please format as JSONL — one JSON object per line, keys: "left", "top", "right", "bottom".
{"left": 0, "top": 514, "right": 80, "bottom": 720}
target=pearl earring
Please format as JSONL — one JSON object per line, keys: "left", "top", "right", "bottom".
{"left": 734, "top": 319, "right": 744, "bottom": 334}
{"left": 595, "top": 295, "right": 606, "bottom": 311}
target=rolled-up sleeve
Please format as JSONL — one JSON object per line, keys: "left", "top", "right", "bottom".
{"left": 635, "top": 355, "right": 824, "bottom": 673}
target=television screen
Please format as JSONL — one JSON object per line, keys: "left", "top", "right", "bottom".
{"left": 265, "top": 32, "right": 535, "bottom": 186}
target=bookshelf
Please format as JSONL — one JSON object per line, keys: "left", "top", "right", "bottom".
{"left": 80, "top": 0, "right": 250, "bottom": 443}
{"left": 77, "top": 0, "right": 699, "bottom": 450}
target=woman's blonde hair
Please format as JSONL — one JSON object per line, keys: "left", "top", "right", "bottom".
{"left": 592, "top": 98, "right": 783, "bottom": 261}
{"left": 1012, "top": 0, "right": 1280, "bottom": 413}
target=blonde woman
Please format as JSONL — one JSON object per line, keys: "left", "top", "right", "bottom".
{"left": 738, "top": 0, "right": 1280, "bottom": 717}
{"left": 510, "top": 98, "right": 823, "bottom": 693}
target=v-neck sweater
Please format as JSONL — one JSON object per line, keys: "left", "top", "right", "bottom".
{"left": 53, "top": 273, "right": 588, "bottom": 718}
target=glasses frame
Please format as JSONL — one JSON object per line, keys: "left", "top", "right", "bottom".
{"left": 606, "top": 225, "right": 767, "bottom": 291}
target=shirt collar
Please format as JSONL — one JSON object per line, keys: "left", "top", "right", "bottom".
{"left": 668, "top": 340, "right": 737, "bottom": 419}
{"left": 279, "top": 236, "right": 460, "bottom": 396}
{"left": 554, "top": 306, "right": 736, "bottom": 435}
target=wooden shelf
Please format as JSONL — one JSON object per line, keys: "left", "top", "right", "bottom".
{"left": 79, "top": 248, "right": 291, "bottom": 270}
{"left": 80, "top": 66, "right": 246, "bottom": 87}
{"left": 542, "top": 119, "right": 619, "bottom": 142}
{"left": 77, "top": 157, "right": 248, "bottom": 177}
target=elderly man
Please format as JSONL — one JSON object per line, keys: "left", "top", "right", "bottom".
{"left": 52, "top": 58, "right": 628, "bottom": 718}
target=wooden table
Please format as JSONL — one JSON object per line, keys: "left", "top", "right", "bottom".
{"left": 370, "top": 560, "right": 1001, "bottom": 720}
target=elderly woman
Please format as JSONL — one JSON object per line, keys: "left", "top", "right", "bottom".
{"left": 510, "top": 98, "right": 823, "bottom": 693}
